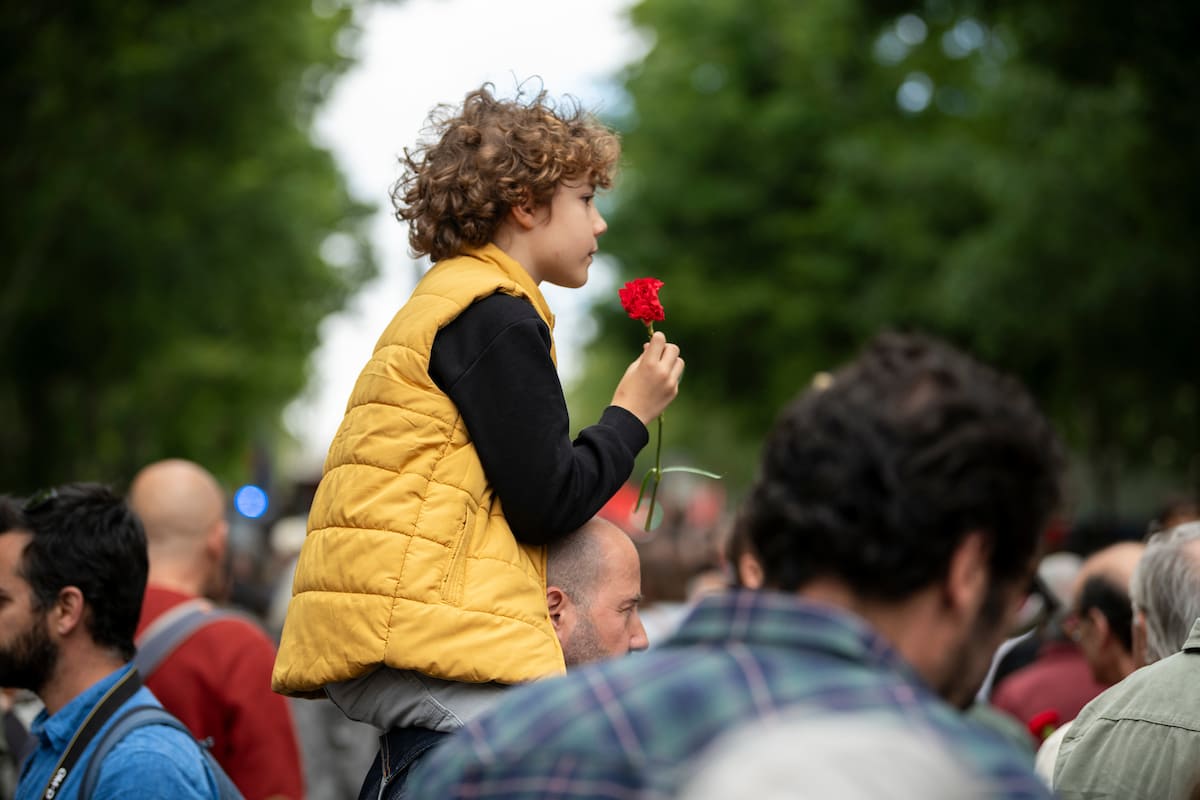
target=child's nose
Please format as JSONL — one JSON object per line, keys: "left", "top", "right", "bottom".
{"left": 593, "top": 208, "right": 608, "bottom": 236}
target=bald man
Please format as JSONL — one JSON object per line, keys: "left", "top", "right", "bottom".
{"left": 130, "top": 459, "right": 304, "bottom": 800}
{"left": 546, "top": 517, "right": 649, "bottom": 666}
{"left": 1066, "top": 541, "right": 1144, "bottom": 686}
{"left": 356, "top": 517, "right": 651, "bottom": 799}
{"left": 1032, "top": 540, "right": 1145, "bottom": 782}
{"left": 993, "top": 543, "right": 1143, "bottom": 737}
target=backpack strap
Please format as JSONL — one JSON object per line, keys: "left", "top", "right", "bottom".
{"left": 78, "top": 704, "right": 245, "bottom": 800}
{"left": 134, "top": 598, "right": 237, "bottom": 679}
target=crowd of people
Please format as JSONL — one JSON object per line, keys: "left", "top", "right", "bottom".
{"left": 1, "top": 83, "right": 1197, "bottom": 800}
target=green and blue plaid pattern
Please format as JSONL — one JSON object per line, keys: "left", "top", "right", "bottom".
{"left": 408, "top": 590, "right": 1051, "bottom": 799}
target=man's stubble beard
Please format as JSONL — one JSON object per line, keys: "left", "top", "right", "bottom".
{"left": 562, "top": 610, "right": 606, "bottom": 668}
{"left": 0, "top": 613, "right": 60, "bottom": 694}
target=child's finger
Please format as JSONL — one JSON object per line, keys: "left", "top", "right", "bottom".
{"left": 644, "top": 331, "right": 666, "bottom": 359}
{"left": 669, "top": 358, "right": 685, "bottom": 385}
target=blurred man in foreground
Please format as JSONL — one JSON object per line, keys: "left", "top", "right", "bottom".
{"left": 408, "top": 332, "right": 1063, "bottom": 799}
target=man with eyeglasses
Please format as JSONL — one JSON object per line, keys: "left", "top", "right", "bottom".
{"left": 994, "top": 542, "right": 1140, "bottom": 742}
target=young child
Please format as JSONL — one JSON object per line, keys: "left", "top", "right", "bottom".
{"left": 272, "top": 85, "right": 683, "bottom": 787}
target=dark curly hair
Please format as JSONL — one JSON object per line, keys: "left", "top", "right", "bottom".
{"left": 393, "top": 83, "right": 620, "bottom": 262}
{"left": 741, "top": 332, "right": 1063, "bottom": 601}
{"left": 0, "top": 484, "right": 148, "bottom": 661}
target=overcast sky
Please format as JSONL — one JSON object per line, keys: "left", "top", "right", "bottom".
{"left": 283, "top": 0, "right": 647, "bottom": 473}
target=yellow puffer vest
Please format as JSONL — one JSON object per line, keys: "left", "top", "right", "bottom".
{"left": 272, "top": 244, "right": 566, "bottom": 696}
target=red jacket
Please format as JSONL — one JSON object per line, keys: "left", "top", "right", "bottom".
{"left": 991, "top": 639, "right": 1107, "bottom": 739}
{"left": 137, "top": 585, "right": 304, "bottom": 800}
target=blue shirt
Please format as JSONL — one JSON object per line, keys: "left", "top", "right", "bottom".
{"left": 17, "top": 664, "right": 220, "bottom": 800}
{"left": 409, "top": 590, "right": 1052, "bottom": 799}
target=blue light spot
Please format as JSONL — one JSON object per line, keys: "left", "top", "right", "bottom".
{"left": 234, "top": 485, "right": 269, "bottom": 519}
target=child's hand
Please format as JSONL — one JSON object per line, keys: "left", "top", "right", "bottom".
{"left": 612, "top": 331, "right": 684, "bottom": 426}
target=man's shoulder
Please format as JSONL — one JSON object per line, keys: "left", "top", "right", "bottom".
{"left": 1054, "top": 654, "right": 1200, "bottom": 798}
{"left": 1065, "top": 652, "right": 1195, "bottom": 743}
{"left": 92, "top": 713, "right": 217, "bottom": 799}
{"left": 149, "top": 604, "right": 277, "bottom": 678}
{"left": 412, "top": 647, "right": 1048, "bottom": 799}
{"left": 1080, "top": 652, "right": 1200, "bottom": 724}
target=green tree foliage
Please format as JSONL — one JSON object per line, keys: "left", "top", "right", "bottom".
{"left": 0, "top": 1, "right": 374, "bottom": 490}
{"left": 577, "top": 0, "right": 1198, "bottom": 509}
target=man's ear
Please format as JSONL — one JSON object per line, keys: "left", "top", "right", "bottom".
{"left": 546, "top": 586, "right": 570, "bottom": 633}
{"left": 205, "top": 518, "right": 229, "bottom": 561}
{"left": 1132, "top": 609, "right": 1148, "bottom": 666}
{"left": 738, "top": 553, "right": 764, "bottom": 590}
{"left": 1088, "top": 606, "right": 1112, "bottom": 644}
{"left": 52, "top": 586, "right": 87, "bottom": 637}
{"left": 945, "top": 531, "right": 989, "bottom": 616}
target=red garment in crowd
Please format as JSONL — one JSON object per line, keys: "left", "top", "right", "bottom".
{"left": 136, "top": 585, "right": 305, "bottom": 800}
{"left": 991, "top": 639, "right": 1107, "bottom": 738}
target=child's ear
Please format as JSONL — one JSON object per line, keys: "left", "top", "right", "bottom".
{"left": 510, "top": 190, "right": 540, "bottom": 230}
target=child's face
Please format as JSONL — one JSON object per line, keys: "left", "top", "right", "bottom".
{"left": 522, "top": 180, "right": 607, "bottom": 288}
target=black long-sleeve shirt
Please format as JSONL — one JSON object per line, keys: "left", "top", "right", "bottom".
{"left": 428, "top": 293, "right": 648, "bottom": 545}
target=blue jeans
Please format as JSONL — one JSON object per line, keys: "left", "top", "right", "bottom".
{"left": 357, "top": 727, "right": 451, "bottom": 800}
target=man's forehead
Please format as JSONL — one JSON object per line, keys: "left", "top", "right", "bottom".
{"left": 0, "top": 530, "right": 32, "bottom": 580}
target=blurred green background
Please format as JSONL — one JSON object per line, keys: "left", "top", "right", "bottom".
{"left": 1, "top": 0, "right": 375, "bottom": 490}
{"left": 575, "top": 0, "right": 1199, "bottom": 520}
{"left": 3, "top": 0, "right": 1196, "bottom": 524}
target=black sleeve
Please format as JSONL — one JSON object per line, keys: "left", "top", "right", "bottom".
{"left": 429, "top": 293, "right": 648, "bottom": 545}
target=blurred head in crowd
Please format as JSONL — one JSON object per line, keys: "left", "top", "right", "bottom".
{"left": 1007, "top": 551, "right": 1080, "bottom": 638}
{"left": 0, "top": 485, "right": 146, "bottom": 704}
{"left": 738, "top": 332, "right": 1062, "bottom": 708}
{"left": 1064, "top": 541, "right": 1143, "bottom": 685}
{"left": 1129, "top": 521, "right": 1200, "bottom": 666}
{"left": 547, "top": 517, "right": 648, "bottom": 666}
{"left": 129, "top": 459, "right": 229, "bottom": 602}
{"left": 1037, "top": 551, "right": 1082, "bottom": 618}
{"left": 679, "top": 713, "right": 989, "bottom": 800}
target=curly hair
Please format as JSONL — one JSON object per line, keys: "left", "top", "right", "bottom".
{"left": 393, "top": 83, "right": 620, "bottom": 263}
{"left": 740, "top": 331, "right": 1063, "bottom": 601}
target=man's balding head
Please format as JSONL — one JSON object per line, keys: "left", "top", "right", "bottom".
{"left": 547, "top": 517, "right": 648, "bottom": 667}
{"left": 1073, "top": 541, "right": 1144, "bottom": 598}
{"left": 128, "top": 459, "right": 228, "bottom": 597}
{"left": 1068, "top": 541, "right": 1144, "bottom": 685}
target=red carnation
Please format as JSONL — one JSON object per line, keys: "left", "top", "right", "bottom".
{"left": 615, "top": 276, "right": 720, "bottom": 532}
{"left": 619, "top": 278, "right": 665, "bottom": 325}
{"left": 1027, "top": 709, "right": 1060, "bottom": 743}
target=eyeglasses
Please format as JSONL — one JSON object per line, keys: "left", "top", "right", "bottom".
{"left": 1061, "top": 610, "right": 1093, "bottom": 643}
{"left": 23, "top": 487, "right": 58, "bottom": 513}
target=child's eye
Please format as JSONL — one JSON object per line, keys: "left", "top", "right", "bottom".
{"left": 583, "top": 195, "right": 594, "bottom": 205}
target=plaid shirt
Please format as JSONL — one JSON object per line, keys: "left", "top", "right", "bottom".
{"left": 408, "top": 590, "right": 1051, "bottom": 799}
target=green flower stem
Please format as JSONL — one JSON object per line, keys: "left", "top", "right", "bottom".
{"left": 645, "top": 416, "right": 663, "bottom": 530}
{"left": 644, "top": 320, "right": 662, "bottom": 531}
